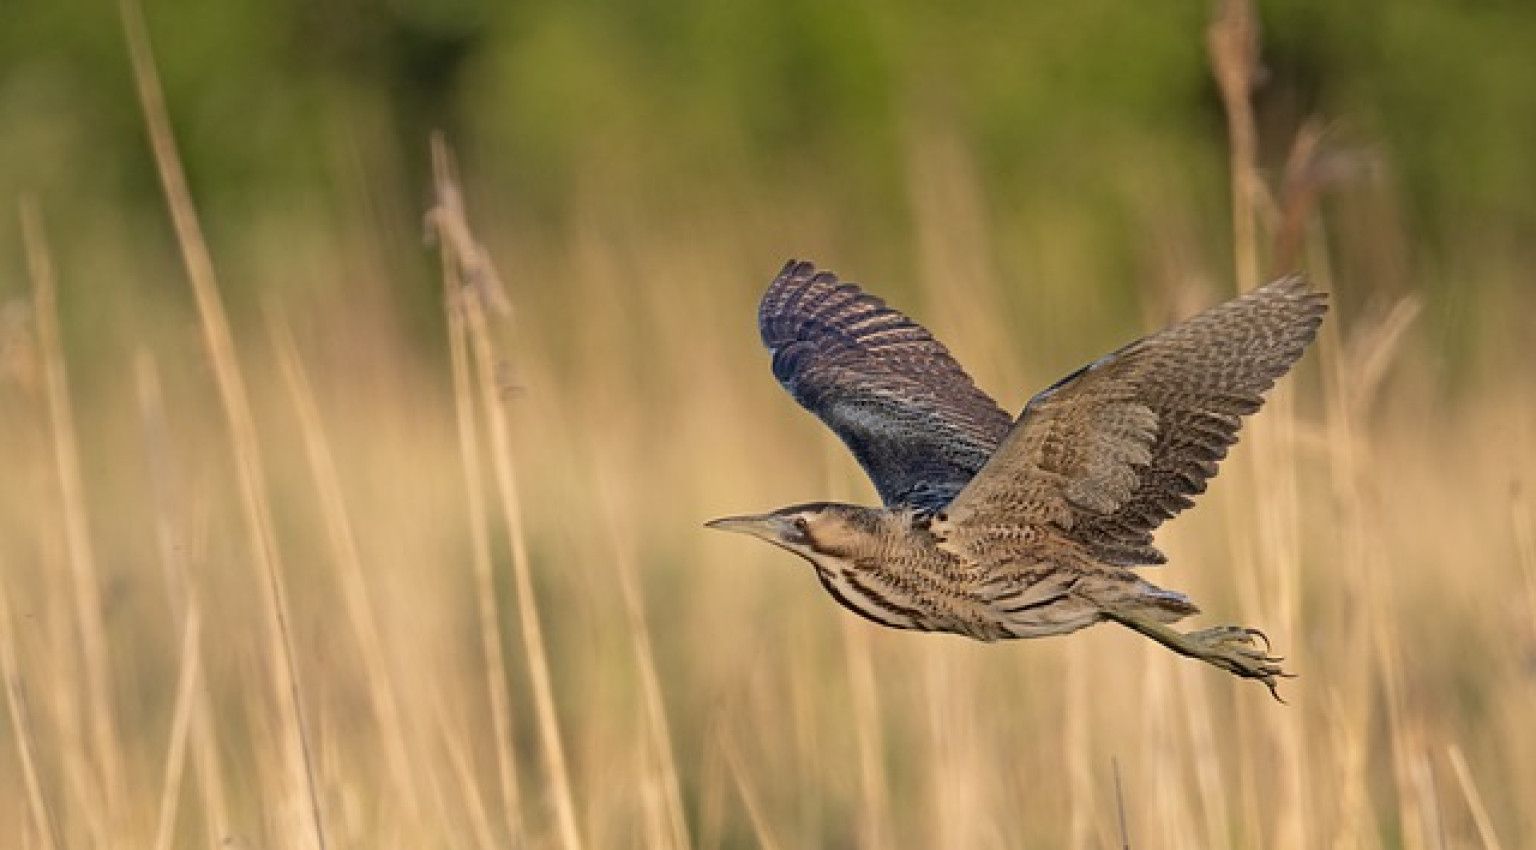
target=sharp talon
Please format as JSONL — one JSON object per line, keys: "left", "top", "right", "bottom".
{"left": 1265, "top": 680, "right": 1288, "bottom": 704}
{"left": 1110, "top": 614, "right": 1293, "bottom": 702}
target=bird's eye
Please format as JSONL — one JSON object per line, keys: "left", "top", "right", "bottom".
{"left": 793, "top": 516, "right": 810, "bottom": 535}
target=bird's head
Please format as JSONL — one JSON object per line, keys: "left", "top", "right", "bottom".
{"left": 704, "top": 502, "right": 875, "bottom": 562}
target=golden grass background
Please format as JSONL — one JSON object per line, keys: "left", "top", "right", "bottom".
{"left": 2, "top": 1, "right": 1534, "bottom": 847}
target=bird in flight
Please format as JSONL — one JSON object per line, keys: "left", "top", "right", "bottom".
{"left": 707, "top": 260, "right": 1326, "bottom": 699}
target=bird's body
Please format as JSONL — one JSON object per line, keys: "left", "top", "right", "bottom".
{"left": 739, "top": 502, "right": 1189, "bottom": 642}
{"left": 709, "top": 260, "right": 1327, "bottom": 697}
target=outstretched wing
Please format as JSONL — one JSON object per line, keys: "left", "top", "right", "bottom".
{"left": 759, "top": 260, "right": 1013, "bottom": 510}
{"left": 940, "top": 275, "right": 1327, "bottom": 565}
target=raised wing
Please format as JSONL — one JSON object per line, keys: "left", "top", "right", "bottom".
{"left": 759, "top": 260, "right": 1013, "bottom": 510}
{"left": 940, "top": 275, "right": 1327, "bottom": 565}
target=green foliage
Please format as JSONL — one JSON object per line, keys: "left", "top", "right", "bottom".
{"left": 5, "top": 0, "right": 1533, "bottom": 234}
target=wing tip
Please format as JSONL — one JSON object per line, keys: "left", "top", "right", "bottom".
{"left": 759, "top": 260, "right": 902, "bottom": 351}
{"left": 761, "top": 259, "right": 834, "bottom": 346}
{"left": 778, "top": 257, "right": 816, "bottom": 278}
{"left": 1257, "top": 273, "right": 1330, "bottom": 348}
{"left": 1265, "top": 271, "right": 1331, "bottom": 309}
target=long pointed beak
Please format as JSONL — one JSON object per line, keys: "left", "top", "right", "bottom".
{"left": 704, "top": 513, "right": 781, "bottom": 538}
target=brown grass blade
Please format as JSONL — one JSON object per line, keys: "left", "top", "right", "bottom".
{"left": 1178, "top": 670, "right": 1232, "bottom": 850}
{"left": 1208, "top": 5, "right": 1311, "bottom": 847}
{"left": 1447, "top": 745, "right": 1506, "bottom": 850}
{"left": 118, "top": 1, "right": 327, "bottom": 845}
{"left": 432, "top": 696, "right": 501, "bottom": 850}
{"left": 429, "top": 135, "right": 584, "bottom": 850}
{"left": 840, "top": 622, "right": 890, "bottom": 850}
{"left": 596, "top": 481, "right": 692, "bottom": 850}
{"left": 19, "top": 198, "right": 126, "bottom": 832}
{"left": 150, "top": 606, "right": 202, "bottom": 850}
{"left": 1, "top": 576, "right": 63, "bottom": 850}
{"left": 720, "top": 732, "right": 783, "bottom": 850}
{"left": 1514, "top": 483, "right": 1536, "bottom": 627}
{"left": 1207, "top": 0, "right": 1265, "bottom": 292}
{"left": 430, "top": 154, "right": 526, "bottom": 845}
{"left": 1063, "top": 641, "right": 1095, "bottom": 850}
{"left": 268, "top": 307, "right": 425, "bottom": 833}
{"left": 133, "top": 352, "right": 232, "bottom": 847}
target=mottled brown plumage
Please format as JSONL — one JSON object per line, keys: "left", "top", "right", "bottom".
{"left": 710, "top": 260, "right": 1327, "bottom": 698}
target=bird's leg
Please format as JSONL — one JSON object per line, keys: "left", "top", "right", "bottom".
{"left": 1104, "top": 611, "right": 1292, "bottom": 701}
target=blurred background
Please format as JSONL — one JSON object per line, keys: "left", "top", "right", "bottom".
{"left": 1, "top": 0, "right": 1533, "bottom": 847}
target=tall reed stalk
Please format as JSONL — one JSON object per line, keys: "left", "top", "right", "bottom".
{"left": 20, "top": 200, "right": 126, "bottom": 838}
{"left": 429, "top": 136, "right": 584, "bottom": 850}
{"left": 119, "top": 1, "right": 327, "bottom": 844}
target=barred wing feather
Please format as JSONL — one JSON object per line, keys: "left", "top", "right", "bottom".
{"left": 941, "top": 275, "right": 1327, "bottom": 566}
{"left": 759, "top": 260, "right": 1013, "bottom": 511}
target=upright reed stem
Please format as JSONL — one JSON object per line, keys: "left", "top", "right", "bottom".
{"left": 430, "top": 137, "right": 584, "bottom": 850}
{"left": 119, "top": 2, "right": 327, "bottom": 845}
{"left": 20, "top": 200, "right": 126, "bottom": 835}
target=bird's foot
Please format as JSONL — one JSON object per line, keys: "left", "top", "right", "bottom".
{"left": 1184, "top": 625, "right": 1292, "bottom": 702}
{"left": 1106, "top": 611, "right": 1294, "bottom": 702}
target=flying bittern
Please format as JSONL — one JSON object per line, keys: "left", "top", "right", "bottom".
{"left": 708, "top": 260, "right": 1326, "bottom": 699}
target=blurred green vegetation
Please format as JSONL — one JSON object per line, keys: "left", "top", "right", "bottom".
{"left": 4, "top": 0, "right": 1533, "bottom": 303}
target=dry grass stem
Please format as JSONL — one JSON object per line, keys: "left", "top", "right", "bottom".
{"left": 1063, "top": 641, "right": 1094, "bottom": 850}
{"left": 1508, "top": 476, "right": 1536, "bottom": 625}
{"left": 433, "top": 696, "right": 502, "bottom": 850}
{"left": 1207, "top": 0, "right": 1265, "bottom": 292}
{"left": 1179, "top": 670, "right": 1232, "bottom": 849}
{"left": 841, "top": 622, "right": 891, "bottom": 850}
{"left": 269, "top": 308, "right": 425, "bottom": 832}
{"left": 1208, "top": 4, "right": 1311, "bottom": 845}
{"left": 430, "top": 149, "right": 527, "bottom": 844}
{"left": 133, "top": 353, "right": 232, "bottom": 848}
{"left": 1112, "top": 757, "right": 1131, "bottom": 850}
{"left": 19, "top": 199, "right": 126, "bottom": 830}
{"left": 1447, "top": 745, "right": 1506, "bottom": 850}
{"left": 720, "top": 733, "right": 784, "bottom": 850}
{"left": 430, "top": 136, "right": 584, "bottom": 850}
{"left": 597, "top": 482, "right": 692, "bottom": 850}
{"left": 118, "top": 1, "right": 327, "bottom": 845}
{"left": 1, "top": 577, "right": 63, "bottom": 850}
{"left": 150, "top": 607, "right": 202, "bottom": 850}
